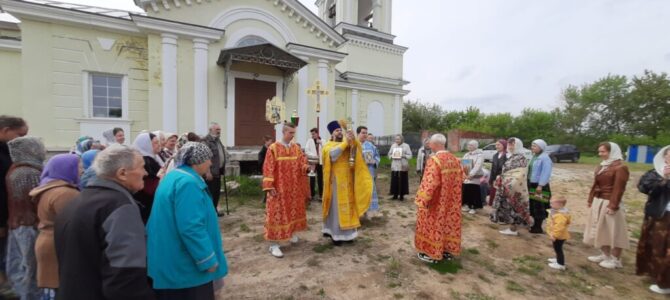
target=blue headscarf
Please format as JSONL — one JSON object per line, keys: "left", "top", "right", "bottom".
{"left": 81, "top": 149, "right": 100, "bottom": 170}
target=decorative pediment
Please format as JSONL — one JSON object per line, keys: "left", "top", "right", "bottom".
{"left": 135, "top": 0, "right": 346, "bottom": 48}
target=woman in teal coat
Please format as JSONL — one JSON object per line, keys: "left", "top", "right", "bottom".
{"left": 147, "top": 142, "right": 228, "bottom": 300}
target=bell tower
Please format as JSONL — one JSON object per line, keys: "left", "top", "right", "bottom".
{"left": 315, "top": 0, "right": 393, "bottom": 34}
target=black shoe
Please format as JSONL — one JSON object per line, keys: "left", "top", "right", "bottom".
{"left": 323, "top": 233, "right": 332, "bottom": 238}
{"left": 529, "top": 227, "right": 543, "bottom": 234}
{"left": 217, "top": 211, "right": 225, "bottom": 217}
{"left": 332, "top": 239, "right": 343, "bottom": 246}
{"left": 391, "top": 196, "right": 398, "bottom": 200}
{"left": 443, "top": 252, "right": 455, "bottom": 261}
{"left": 399, "top": 197, "right": 405, "bottom": 201}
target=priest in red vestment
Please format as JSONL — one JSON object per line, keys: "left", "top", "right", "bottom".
{"left": 262, "top": 123, "right": 310, "bottom": 258}
{"left": 414, "top": 133, "right": 465, "bottom": 263}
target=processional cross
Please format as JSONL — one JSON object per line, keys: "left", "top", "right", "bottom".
{"left": 306, "top": 80, "right": 329, "bottom": 133}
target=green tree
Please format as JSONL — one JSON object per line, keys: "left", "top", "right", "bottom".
{"left": 627, "top": 70, "right": 670, "bottom": 138}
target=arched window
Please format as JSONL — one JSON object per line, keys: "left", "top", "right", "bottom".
{"left": 235, "top": 35, "right": 268, "bottom": 47}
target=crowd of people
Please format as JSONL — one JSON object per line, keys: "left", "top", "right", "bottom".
{"left": 0, "top": 113, "right": 669, "bottom": 299}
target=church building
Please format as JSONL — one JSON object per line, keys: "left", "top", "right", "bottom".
{"left": 0, "top": 0, "right": 408, "bottom": 155}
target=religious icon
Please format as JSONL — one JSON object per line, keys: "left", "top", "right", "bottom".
{"left": 391, "top": 147, "right": 403, "bottom": 160}
{"left": 265, "top": 96, "right": 285, "bottom": 125}
{"left": 460, "top": 158, "right": 473, "bottom": 175}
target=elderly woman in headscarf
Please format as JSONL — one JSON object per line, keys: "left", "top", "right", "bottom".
{"left": 490, "top": 137, "right": 533, "bottom": 236}
{"left": 147, "top": 142, "right": 228, "bottom": 300}
{"left": 28, "top": 154, "right": 81, "bottom": 299}
{"left": 159, "top": 132, "right": 201, "bottom": 178}
{"left": 388, "top": 134, "right": 412, "bottom": 201}
{"left": 79, "top": 149, "right": 100, "bottom": 189}
{"left": 527, "top": 139, "right": 554, "bottom": 234}
{"left": 158, "top": 133, "right": 179, "bottom": 162}
{"left": 5, "top": 137, "right": 45, "bottom": 300}
{"left": 488, "top": 139, "right": 508, "bottom": 205}
{"left": 637, "top": 145, "right": 670, "bottom": 295}
{"left": 132, "top": 132, "right": 163, "bottom": 224}
{"left": 584, "top": 142, "right": 630, "bottom": 270}
{"left": 461, "top": 140, "right": 485, "bottom": 214}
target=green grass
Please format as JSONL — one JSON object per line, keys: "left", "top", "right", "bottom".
{"left": 239, "top": 223, "right": 251, "bottom": 233}
{"left": 312, "top": 243, "right": 334, "bottom": 253}
{"left": 428, "top": 258, "right": 463, "bottom": 274}
{"left": 512, "top": 255, "right": 543, "bottom": 276}
{"left": 505, "top": 281, "right": 526, "bottom": 293}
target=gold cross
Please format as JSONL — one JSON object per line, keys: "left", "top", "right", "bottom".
{"left": 306, "top": 80, "right": 329, "bottom": 113}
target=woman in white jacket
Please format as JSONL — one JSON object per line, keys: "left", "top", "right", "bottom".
{"left": 461, "top": 140, "right": 485, "bottom": 214}
{"left": 388, "top": 134, "right": 412, "bottom": 201}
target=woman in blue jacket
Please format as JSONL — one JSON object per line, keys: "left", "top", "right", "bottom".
{"left": 528, "top": 139, "right": 553, "bottom": 234}
{"left": 147, "top": 142, "right": 228, "bottom": 300}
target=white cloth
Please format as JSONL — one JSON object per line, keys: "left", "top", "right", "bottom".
{"left": 305, "top": 138, "right": 323, "bottom": 165}
{"left": 132, "top": 132, "right": 164, "bottom": 166}
{"left": 510, "top": 138, "right": 524, "bottom": 155}
{"left": 653, "top": 145, "right": 669, "bottom": 177}
{"left": 532, "top": 139, "right": 547, "bottom": 151}
{"left": 598, "top": 142, "right": 623, "bottom": 175}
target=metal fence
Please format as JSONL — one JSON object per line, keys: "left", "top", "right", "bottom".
{"left": 372, "top": 132, "right": 423, "bottom": 156}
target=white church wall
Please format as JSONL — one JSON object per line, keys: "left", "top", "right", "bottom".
{"left": 338, "top": 42, "right": 403, "bottom": 79}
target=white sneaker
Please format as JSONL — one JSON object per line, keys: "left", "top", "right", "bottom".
{"left": 599, "top": 257, "right": 623, "bottom": 269}
{"left": 650, "top": 284, "right": 670, "bottom": 295}
{"left": 547, "top": 258, "right": 557, "bottom": 263}
{"left": 461, "top": 206, "right": 469, "bottom": 212}
{"left": 269, "top": 245, "right": 284, "bottom": 258}
{"left": 587, "top": 253, "right": 610, "bottom": 263}
{"left": 499, "top": 228, "right": 519, "bottom": 236}
{"left": 548, "top": 262, "right": 566, "bottom": 270}
{"left": 290, "top": 235, "right": 299, "bottom": 244}
{"left": 468, "top": 209, "right": 476, "bottom": 215}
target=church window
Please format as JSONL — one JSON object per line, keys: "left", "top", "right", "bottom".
{"left": 235, "top": 35, "right": 269, "bottom": 47}
{"left": 90, "top": 74, "right": 123, "bottom": 118}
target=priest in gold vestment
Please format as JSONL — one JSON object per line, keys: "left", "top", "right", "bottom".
{"left": 321, "top": 120, "right": 373, "bottom": 245}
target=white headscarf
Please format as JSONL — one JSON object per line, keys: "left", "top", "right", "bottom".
{"left": 509, "top": 138, "right": 524, "bottom": 155}
{"left": 654, "top": 145, "right": 670, "bottom": 177}
{"left": 133, "top": 132, "right": 164, "bottom": 166}
{"left": 600, "top": 142, "right": 623, "bottom": 167}
{"left": 532, "top": 139, "right": 547, "bottom": 152}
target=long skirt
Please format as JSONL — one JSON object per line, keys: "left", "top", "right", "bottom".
{"left": 583, "top": 197, "right": 630, "bottom": 249}
{"left": 462, "top": 184, "right": 483, "bottom": 209}
{"left": 528, "top": 182, "right": 551, "bottom": 230}
{"left": 390, "top": 171, "right": 409, "bottom": 197}
{"left": 636, "top": 213, "right": 670, "bottom": 288}
{"left": 155, "top": 281, "right": 214, "bottom": 300}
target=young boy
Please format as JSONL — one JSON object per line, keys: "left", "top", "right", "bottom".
{"left": 547, "top": 196, "right": 571, "bottom": 270}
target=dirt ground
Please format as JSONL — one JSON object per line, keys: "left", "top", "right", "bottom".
{"left": 214, "top": 163, "right": 664, "bottom": 300}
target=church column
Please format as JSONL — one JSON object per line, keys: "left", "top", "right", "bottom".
{"left": 193, "top": 38, "right": 208, "bottom": 135}
{"left": 161, "top": 33, "right": 178, "bottom": 133}
{"left": 318, "top": 59, "right": 329, "bottom": 139}
{"left": 394, "top": 94, "right": 401, "bottom": 134}
{"left": 372, "top": 0, "right": 383, "bottom": 31}
{"left": 351, "top": 89, "right": 359, "bottom": 125}
{"left": 297, "top": 56, "right": 309, "bottom": 144}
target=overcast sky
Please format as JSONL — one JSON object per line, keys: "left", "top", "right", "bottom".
{"left": 3, "top": 0, "right": 669, "bottom": 114}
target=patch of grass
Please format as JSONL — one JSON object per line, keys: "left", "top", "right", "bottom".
{"left": 388, "top": 282, "right": 402, "bottom": 288}
{"left": 252, "top": 234, "right": 264, "bottom": 243}
{"left": 393, "top": 293, "right": 404, "bottom": 299}
{"left": 317, "top": 288, "right": 325, "bottom": 297}
{"left": 563, "top": 270, "right": 595, "bottom": 295}
{"left": 312, "top": 243, "right": 334, "bottom": 253}
{"left": 449, "top": 290, "right": 495, "bottom": 300}
{"left": 485, "top": 239, "right": 499, "bottom": 249}
{"left": 228, "top": 176, "right": 263, "bottom": 197}
{"left": 505, "top": 281, "right": 525, "bottom": 293}
{"left": 428, "top": 258, "right": 462, "bottom": 274}
{"left": 386, "top": 257, "right": 401, "bottom": 279}
{"left": 466, "top": 248, "right": 480, "bottom": 255}
{"left": 306, "top": 256, "right": 320, "bottom": 267}
{"left": 361, "top": 215, "right": 390, "bottom": 227}
{"left": 512, "top": 255, "right": 543, "bottom": 276}
{"left": 239, "top": 223, "right": 251, "bottom": 233}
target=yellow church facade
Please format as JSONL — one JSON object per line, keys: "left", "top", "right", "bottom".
{"left": 0, "top": 0, "right": 408, "bottom": 151}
